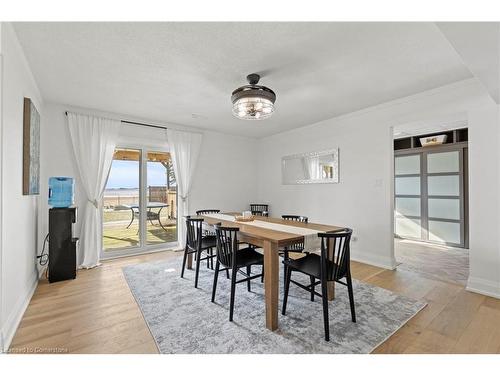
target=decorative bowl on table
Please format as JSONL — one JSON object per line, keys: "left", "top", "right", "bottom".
{"left": 235, "top": 215, "right": 254, "bottom": 222}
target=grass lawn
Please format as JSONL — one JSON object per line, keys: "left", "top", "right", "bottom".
{"left": 103, "top": 209, "right": 177, "bottom": 250}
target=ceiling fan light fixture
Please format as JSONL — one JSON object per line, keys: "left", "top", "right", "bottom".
{"left": 231, "top": 74, "right": 276, "bottom": 120}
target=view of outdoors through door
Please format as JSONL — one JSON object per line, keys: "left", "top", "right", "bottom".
{"left": 102, "top": 148, "right": 177, "bottom": 253}
{"left": 103, "top": 148, "right": 141, "bottom": 250}
{"left": 146, "top": 151, "right": 177, "bottom": 245}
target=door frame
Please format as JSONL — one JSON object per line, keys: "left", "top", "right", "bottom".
{"left": 100, "top": 143, "right": 178, "bottom": 260}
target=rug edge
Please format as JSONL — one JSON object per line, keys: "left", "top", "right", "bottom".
{"left": 122, "top": 267, "right": 162, "bottom": 354}
{"left": 369, "top": 301, "right": 428, "bottom": 353}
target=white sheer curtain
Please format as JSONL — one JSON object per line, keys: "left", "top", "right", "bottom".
{"left": 67, "top": 112, "right": 121, "bottom": 268}
{"left": 166, "top": 129, "right": 203, "bottom": 248}
{"left": 305, "top": 155, "right": 321, "bottom": 180}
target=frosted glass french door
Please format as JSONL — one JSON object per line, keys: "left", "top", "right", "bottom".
{"left": 395, "top": 154, "right": 423, "bottom": 240}
{"left": 394, "top": 149, "right": 466, "bottom": 247}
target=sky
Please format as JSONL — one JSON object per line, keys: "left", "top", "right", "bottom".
{"left": 106, "top": 160, "right": 172, "bottom": 189}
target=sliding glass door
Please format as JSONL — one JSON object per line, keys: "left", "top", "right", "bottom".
{"left": 426, "top": 150, "right": 463, "bottom": 245}
{"left": 103, "top": 148, "right": 141, "bottom": 250}
{"left": 394, "top": 147, "right": 467, "bottom": 247}
{"left": 146, "top": 151, "right": 177, "bottom": 245}
{"left": 102, "top": 147, "right": 177, "bottom": 257}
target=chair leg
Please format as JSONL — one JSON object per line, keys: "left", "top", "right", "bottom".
{"left": 283, "top": 251, "right": 289, "bottom": 291}
{"left": 347, "top": 273, "right": 356, "bottom": 323}
{"left": 180, "top": 246, "right": 188, "bottom": 278}
{"left": 194, "top": 248, "right": 202, "bottom": 288}
{"left": 261, "top": 265, "right": 264, "bottom": 283}
{"left": 310, "top": 276, "right": 315, "bottom": 301}
{"left": 229, "top": 268, "right": 237, "bottom": 322}
{"left": 226, "top": 269, "right": 230, "bottom": 279}
{"left": 246, "top": 265, "right": 251, "bottom": 292}
{"left": 211, "top": 261, "right": 220, "bottom": 302}
{"left": 210, "top": 248, "right": 214, "bottom": 270}
{"left": 282, "top": 267, "right": 292, "bottom": 315}
{"left": 206, "top": 249, "right": 210, "bottom": 269}
{"left": 321, "top": 277, "right": 330, "bottom": 341}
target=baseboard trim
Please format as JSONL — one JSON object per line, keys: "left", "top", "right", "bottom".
{"left": 351, "top": 252, "right": 397, "bottom": 271}
{"left": 0, "top": 274, "right": 38, "bottom": 353}
{"left": 466, "top": 276, "right": 500, "bottom": 299}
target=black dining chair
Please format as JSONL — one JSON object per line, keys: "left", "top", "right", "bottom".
{"left": 250, "top": 204, "right": 269, "bottom": 217}
{"left": 180, "top": 217, "right": 217, "bottom": 288}
{"left": 212, "top": 224, "right": 264, "bottom": 322}
{"left": 280, "top": 215, "right": 310, "bottom": 293}
{"left": 196, "top": 209, "right": 221, "bottom": 216}
{"left": 281, "top": 228, "right": 355, "bottom": 341}
{"left": 196, "top": 209, "right": 221, "bottom": 269}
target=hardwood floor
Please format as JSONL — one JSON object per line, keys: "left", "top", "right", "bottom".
{"left": 8, "top": 250, "right": 500, "bottom": 354}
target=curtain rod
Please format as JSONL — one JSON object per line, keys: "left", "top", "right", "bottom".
{"left": 64, "top": 111, "right": 168, "bottom": 130}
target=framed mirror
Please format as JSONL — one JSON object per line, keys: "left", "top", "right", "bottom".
{"left": 282, "top": 148, "right": 339, "bottom": 185}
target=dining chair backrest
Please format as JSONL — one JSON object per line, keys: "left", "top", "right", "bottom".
{"left": 250, "top": 204, "right": 269, "bottom": 217}
{"left": 282, "top": 215, "right": 308, "bottom": 223}
{"left": 196, "top": 209, "right": 221, "bottom": 215}
{"left": 281, "top": 215, "right": 309, "bottom": 251}
{"left": 318, "top": 229, "right": 353, "bottom": 281}
{"left": 185, "top": 216, "right": 204, "bottom": 251}
{"left": 214, "top": 224, "right": 239, "bottom": 268}
{"left": 195, "top": 210, "right": 220, "bottom": 236}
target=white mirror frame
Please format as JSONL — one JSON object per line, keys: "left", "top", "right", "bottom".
{"left": 281, "top": 148, "right": 339, "bottom": 185}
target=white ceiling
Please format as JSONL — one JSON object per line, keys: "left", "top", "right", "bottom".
{"left": 437, "top": 22, "right": 500, "bottom": 104}
{"left": 13, "top": 22, "right": 474, "bottom": 138}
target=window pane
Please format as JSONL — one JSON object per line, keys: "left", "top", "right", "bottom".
{"left": 428, "top": 220, "right": 461, "bottom": 244}
{"left": 395, "top": 155, "right": 420, "bottom": 175}
{"left": 395, "top": 217, "right": 421, "bottom": 238}
{"left": 395, "top": 176, "right": 420, "bottom": 195}
{"left": 146, "top": 151, "right": 178, "bottom": 245}
{"left": 428, "top": 175, "right": 460, "bottom": 196}
{"left": 427, "top": 151, "right": 459, "bottom": 173}
{"left": 103, "top": 148, "right": 141, "bottom": 251}
{"left": 395, "top": 197, "right": 421, "bottom": 217}
{"left": 428, "top": 198, "right": 460, "bottom": 220}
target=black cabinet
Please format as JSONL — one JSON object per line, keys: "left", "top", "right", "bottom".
{"left": 48, "top": 207, "right": 78, "bottom": 283}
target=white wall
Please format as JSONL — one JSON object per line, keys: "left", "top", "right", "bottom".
{"left": 38, "top": 102, "right": 259, "bottom": 256}
{"left": 258, "top": 110, "right": 396, "bottom": 268}
{"left": 466, "top": 104, "right": 500, "bottom": 297}
{"left": 0, "top": 23, "right": 43, "bottom": 352}
{"left": 257, "top": 78, "right": 500, "bottom": 297}
{"left": 0, "top": 22, "right": 4, "bottom": 353}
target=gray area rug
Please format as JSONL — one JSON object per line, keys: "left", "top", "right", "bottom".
{"left": 123, "top": 257, "right": 426, "bottom": 354}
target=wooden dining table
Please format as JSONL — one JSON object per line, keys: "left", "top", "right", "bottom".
{"left": 193, "top": 213, "right": 345, "bottom": 331}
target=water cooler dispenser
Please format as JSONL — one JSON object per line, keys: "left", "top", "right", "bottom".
{"left": 47, "top": 177, "right": 78, "bottom": 283}
{"left": 49, "top": 177, "right": 75, "bottom": 208}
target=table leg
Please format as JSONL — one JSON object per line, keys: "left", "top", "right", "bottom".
{"left": 126, "top": 208, "right": 135, "bottom": 229}
{"left": 327, "top": 281, "right": 335, "bottom": 301}
{"left": 263, "top": 240, "right": 279, "bottom": 331}
{"left": 157, "top": 206, "right": 168, "bottom": 231}
{"left": 187, "top": 253, "right": 193, "bottom": 270}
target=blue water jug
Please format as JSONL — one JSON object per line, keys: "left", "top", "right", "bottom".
{"left": 48, "top": 177, "right": 74, "bottom": 208}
